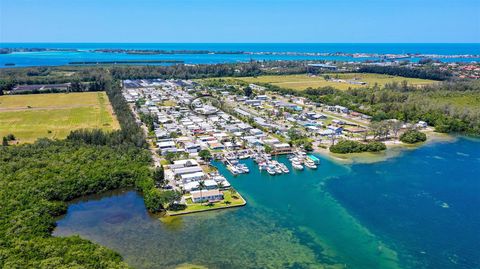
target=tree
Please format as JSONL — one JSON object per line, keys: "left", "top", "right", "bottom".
{"left": 243, "top": 86, "right": 253, "bottom": 97}
{"left": 153, "top": 166, "right": 165, "bottom": 187}
{"left": 2, "top": 136, "right": 8, "bottom": 146}
{"left": 390, "top": 120, "right": 403, "bottom": 139}
{"left": 400, "top": 129, "right": 427, "bottom": 144}
{"left": 6, "top": 134, "right": 16, "bottom": 141}
{"left": 199, "top": 149, "right": 212, "bottom": 161}
{"left": 264, "top": 144, "right": 273, "bottom": 154}
{"left": 197, "top": 180, "right": 206, "bottom": 204}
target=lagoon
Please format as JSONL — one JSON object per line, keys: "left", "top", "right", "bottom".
{"left": 53, "top": 137, "right": 480, "bottom": 269}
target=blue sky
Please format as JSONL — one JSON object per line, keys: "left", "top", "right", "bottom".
{"left": 1, "top": 0, "right": 479, "bottom": 43}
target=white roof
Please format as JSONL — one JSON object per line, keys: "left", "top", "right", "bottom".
{"left": 180, "top": 172, "right": 205, "bottom": 180}
{"left": 173, "top": 159, "right": 199, "bottom": 166}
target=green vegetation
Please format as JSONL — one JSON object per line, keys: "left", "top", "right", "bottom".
{"left": 357, "top": 65, "right": 452, "bottom": 81}
{"left": 264, "top": 80, "right": 480, "bottom": 136}
{"left": 0, "top": 77, "right": 171, "bottom": 268}
{"left": 287, "top": 129, "right": 314, "bottom": 151}
{"left": 164, "top": 151, "right": 190, "bottom": 163}
{"left": 330, "top": 140, "right": 387, "bottom": 154}
{"left": 168, "top": 189, "right": 246, "bottom": 216}
{"left": 0, "top": 92, "right": 120, "bottom": 143}
{"left": 198, "top": 149, "right": 212, "bottom": 161}
{"left": 230, "top": 73, "right": 435, "bottom": 91}
{"left": 400, "top": 129, "right": 427, "bottom": 144}
{"left": 0, "top": 139, "right": 150, "bottom": 268}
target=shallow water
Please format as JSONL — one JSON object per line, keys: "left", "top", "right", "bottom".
{"left": 54, "top": 137, "right": 480, "bottom": 269}
{"left": 2, "top": 43, "right": 480, "bottom": 67}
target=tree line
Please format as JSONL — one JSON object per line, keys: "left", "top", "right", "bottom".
{"left": 0, "top": 75, "right": 179, "bottom": 268}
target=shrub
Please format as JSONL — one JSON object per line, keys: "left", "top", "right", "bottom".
{"left": 330, "top": 140, "right": 386, "bottom": 154}
{"left": 400, "top": 129, "right": 427, "bottom": 144}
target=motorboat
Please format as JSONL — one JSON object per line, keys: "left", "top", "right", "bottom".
{"left": 280, "top": 163, "right": 290, "bottom": 173}
{"left": 307, "top": 154, "right": 321, "bottom": 165}
{"left": 293, "top": 163, "right": 304, "bottom": 170}
{"left": 237, "top": 164, "right": 249, "bottom": 173}
{"left": 266, "top": 166, "right": 276, "bottom": 175}
{"left": 274, "top": 165, "right": 283, "bottom": 174}
{"left": 304, "top": 161, "right": 317, "bottom": 169}
{"left": 227, "top": 165, "right": 239, "bottom": 175}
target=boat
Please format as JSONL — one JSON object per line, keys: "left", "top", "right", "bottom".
{"left": 258, "top": 162, "right": 267, "bottom": 171}
{"left": 237, "top": 164, "right": 249, "bottom": 173}
{"left": 307, "top": 154, "right": 320, "bottom": 164}
{"left": 292, "top": 163, "right": 304, "bottom": 170}
{"left": 274, "top": 166, "right": 283, "bottom": 174}
{"left": 238, "top": 153, "right": 249, "bottom": 159}
{"left": 227, "top": 165, "right": 239, "bottom": 175}
{"left": 305, "top": 161, "right": 317, "bottom": 169}
{"left": 280, "top": 163, "right": 290, "bottom": 173}
{"left": 266, "top": 166, "right": 276, "bottom": 175}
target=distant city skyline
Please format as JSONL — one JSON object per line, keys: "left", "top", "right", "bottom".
{"left": 1, "top": 0, "right": 479, "bottom": 43}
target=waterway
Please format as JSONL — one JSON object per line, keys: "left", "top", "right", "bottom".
{"left": 53, "top": 137, "right": 480, "bottom": 269}
{"left": 2, "top": 43, "right": 480, "bottom": 67}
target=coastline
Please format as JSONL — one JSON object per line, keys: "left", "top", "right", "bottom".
{"left": 314, "top": 131, "right": 456, "bottom": 164}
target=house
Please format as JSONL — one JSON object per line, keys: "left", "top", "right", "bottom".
{"left": 249, "top": 84, "right": 267, "bottom": 91}
{"left": 249, "top": 128, "right": 264, "bottom": 136}
{"left": 271, "top": 143, "right": 293, "bottom": 155}
{"left": 183, "top": 179, "right": 218, "bottom": 192}
{"left": 256, "top": 95, "right": 268, "bottom": 101}
{"left": 173, "top": 159, "right": 199, "bottom": 167}
{"left": 334, "top": 105, "right": 349, "bottom": 114}
{"left": 245, "top": 99, "right": 262, "bottom": 106}
{"left": 184, "top": 142, "right": 201, "bottom": 153}
{"left": 327, "top": 125, "right": 343, "bottom": 135}
{"left": 180, "top": 172, "right": 206, "bottom": 183}
{"left": 319, "top": 129, "right": 335, "bottom": 136}
{"left": 191, "top": 189, "right": 224, "bottom": 203}
{"left": 207, "top": 141, "right": 225, "bottom": 150}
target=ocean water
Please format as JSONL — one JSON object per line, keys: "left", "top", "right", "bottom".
{"left": 53, "top": 137, "right": 480, "bottom": 269}
{"left": 1, "top": 43, "right": 480, "bottom": 67}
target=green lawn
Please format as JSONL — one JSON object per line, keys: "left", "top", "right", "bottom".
{"left": 231, "top": 73, "right": 436, "bottom": 91}
{"left": 168, "top": 190, "right": 246, "bottom": 216}
{"left": 0, "top": 92, "right": 120, "bottom": 143}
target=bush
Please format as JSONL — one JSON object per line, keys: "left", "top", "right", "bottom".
{"left": 330, "top": 140, "right": 386, "bottom": 154}
{"left": 400, "top": 129, "right": 427, "bottom": 144}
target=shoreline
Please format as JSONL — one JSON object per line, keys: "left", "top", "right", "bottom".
{"left": 165, "top": 193, "right": 247, "bottom": 217}
{"left": 314, "top": 131, "right": 456, "bottom": 164}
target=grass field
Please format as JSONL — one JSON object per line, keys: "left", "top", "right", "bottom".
{"left": 0, "top": 92, "right": 120, "bottom": 143}
{"left": 233, "top": 73, "right": 436, "bottom": 91}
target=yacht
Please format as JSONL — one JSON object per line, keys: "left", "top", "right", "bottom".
{"left": 274, "top": 165, "right": 283, "bottom": 174}
{"left": 280, "top": 163, "right": 290, "bottom": 173}
{"left": 266, "top": 166, "right": 276, "bottom": 175}
{"left": 292, "top": 163, "right": 304, "bottom": 170}
{"left": 304, "top": 160, "right": 317, "bottom": 169}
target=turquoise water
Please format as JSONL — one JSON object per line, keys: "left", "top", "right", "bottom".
{"left": 54, "top": 137, "right": 480, "bottom": 269}
{"left": 2, "top": 43, "right": 480, "bottom": 67}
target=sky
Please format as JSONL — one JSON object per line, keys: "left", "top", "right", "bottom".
{"left": 1, "top": 0, "right": 479, "bottom": 43}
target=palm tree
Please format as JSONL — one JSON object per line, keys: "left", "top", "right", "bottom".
{"left": 197, "top": 180, "right": 206, "bottom": 203}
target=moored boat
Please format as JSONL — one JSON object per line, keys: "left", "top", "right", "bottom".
{"left": 293, "top": 163, "right": 304, "bottom": 170}
{"left": 266, "top": 166, "right": 276, "bottom": 175}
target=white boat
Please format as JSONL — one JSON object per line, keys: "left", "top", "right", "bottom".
{"left": 293, "top": 163, "right": 304, "bottom": 170}
{"left": 280, "top": 163, "right": 290, "bottom": 173}
{"left": 274, "top": 166, "right": 283, "bottom": 174}
{"left": 227, "top": 165, "right": 239, "bottom": 175}
{"left": 258, "top": 162, "right": 267, "bottom": 170}
{"left": 237, "top": 164, "right": 249, "bottom": 173}
{"left": 305, "top": 161, "right": 317, "bottom": 169}
{"left": 266, "top": 167, "right": 276, "bottom": 175}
